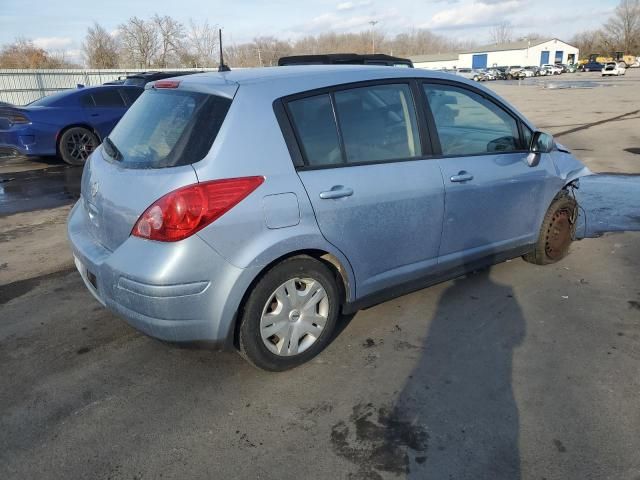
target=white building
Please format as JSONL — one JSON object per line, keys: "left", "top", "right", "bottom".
{"left": 410, "top": 38, "right": 579, "bottom": 70}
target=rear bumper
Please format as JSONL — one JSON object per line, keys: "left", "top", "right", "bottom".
{"left": 67, "top": 200, "right": 260, "bottom": 346}
{"left": 0, "top": 126, "right": 57, "bottom": 157}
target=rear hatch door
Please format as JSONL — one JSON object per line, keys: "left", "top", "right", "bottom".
{"left": 82, "top": 81, "right": 235, "bottom": 252}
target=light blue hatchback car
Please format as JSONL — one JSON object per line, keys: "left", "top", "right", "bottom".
{"left": 68, "top": 66, "right": 591, "bottom": 370}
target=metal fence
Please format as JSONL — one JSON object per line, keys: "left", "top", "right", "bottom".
{"left": 0, "top": 68, "right": 218, "bottom": 105}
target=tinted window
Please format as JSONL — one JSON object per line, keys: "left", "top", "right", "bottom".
{"left": 91, "top": 88, "right": 125, "bottom": 107}
{"left": 120, "top": 87, "right": 143, "bottom": 105}
{"left": 288, "top": 94, "right": 342, "bottom": 167}
{"left": 80, "top": 94, "right": 95, "bottom": 107}
{"left": 105, "top": 89, "right": 231, "bottom": 168}
{"left": 334, "top": 84, "right": 420, "bottom": 163}
{"left": 424, "top": 84, "right": 521, "bottom": 156}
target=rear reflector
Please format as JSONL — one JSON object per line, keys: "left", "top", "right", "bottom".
{"left": 153, "top": 80, "right": 181, "bottom": 89}
{"left": 132, "top": 176, "right": 264, "bottom": 242}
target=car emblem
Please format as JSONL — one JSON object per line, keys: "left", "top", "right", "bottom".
{"left": 90, "top": 181, "right": 99, "bottom": 199}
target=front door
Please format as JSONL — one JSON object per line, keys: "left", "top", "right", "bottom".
{"left": 422, "top": 82, "right": 557, "bottom": 269}
{"left": 286, "top": 83, "right": 445, "bottom": 298}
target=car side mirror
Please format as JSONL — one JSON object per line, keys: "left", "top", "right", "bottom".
{"left": 527, "top": 131, "right": 554, "bottom": 167}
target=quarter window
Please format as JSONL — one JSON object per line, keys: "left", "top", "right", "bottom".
{"left": 334, "top": 84, "right": 420, "bottom": 164}
{"left": 424, "top": 84, "right": 521, "bottom": 156}
{"left": 91, "top": 89, "right": 126, "bottom": 108}
{"left": 288, "top": 94, "right": 343, "bottom": 167}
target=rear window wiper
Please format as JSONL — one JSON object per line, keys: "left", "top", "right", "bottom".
{"left": 103, "top": 136, "right": 122, "bottom": 161}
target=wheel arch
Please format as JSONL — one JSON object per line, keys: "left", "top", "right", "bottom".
{"left": 56, "top": 123, "right": 102, "bottom": 154}
{"left": 229, "top": 248, "right": 354, "bottom": 349}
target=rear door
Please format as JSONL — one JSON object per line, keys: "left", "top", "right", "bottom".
{"left": 285, "top": 81, "right": 445, "bottom": 299}
{"left": 421, "top": 81, "right": 558, "bottom": 268}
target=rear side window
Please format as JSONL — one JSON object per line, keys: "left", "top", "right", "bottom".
{"left": 334, "top": 84, "right": 420, "bottom": 163}
{"left": 288, "top": 94, "right": 342, "bottom": 167}
{"left": 92, "top": 89, "right": 126, "bottom": 107}
{"left": 424, "top": 84, "right": 521, "bottom": 156}
{"left": 105, "top": 89, "right": 231, "bottom": 168}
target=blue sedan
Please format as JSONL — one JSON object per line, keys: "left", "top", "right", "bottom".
{"left": 0, "top": 85, "right": 143, "bottom": 165}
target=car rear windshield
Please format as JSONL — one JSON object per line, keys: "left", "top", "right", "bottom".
{"left": 104, "top": 89, "right": 231, "bottom": 169}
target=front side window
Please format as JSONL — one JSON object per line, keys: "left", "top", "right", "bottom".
{"left": 424, "top": 84, "right": 521, "bottom": 156}
{"left": 334, "top": 84, "right": 420, "bottom": 164}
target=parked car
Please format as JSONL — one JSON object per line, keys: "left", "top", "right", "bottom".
{"left": 566, "top": 63, "right": 578, "bottom": 73}
{"left": 455, "top": 68, "right": 484, "bottom": 81}
{"left": 278, "top": 53, "right": 414, "bottom": 68}
{"left": 504, "top": 66, "right": 524, "bottom": 79}
{"left": 602, "top": 61, "right": 626, "bottom": 76}
{"left": 68, "top": 67, "right": 590, "bottom": 371}
{"left": 579, "top": 61, "right": 604, "bottom": 72}
{"left": 541, "top": 64, "right": 562, "bottom": 75}
{"left": 554, "top": 63, "right": 569, "bottom": 73}
{"left": 523, "top": 66, "right": 540, "bottom": 77}
{"left": 0, "top": 85, "right": 143, "bottom": 165}
{"left": 479, "top": 69, "right": 496, "bottom": 81}
{"left": 123, "top": 70, "right": 203, "bottom": 87}
{"left": 492, "top": 67, "right": 509, "bottom": 80}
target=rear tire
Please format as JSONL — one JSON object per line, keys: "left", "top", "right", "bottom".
{"left": 59, "top": 127, "right": 98, "bottom": 166}
{"left": 523, "top": 191, "right": 578, "bottom": 265}
{"left": 238, "top": 256, "right": 340, "bottom": 371}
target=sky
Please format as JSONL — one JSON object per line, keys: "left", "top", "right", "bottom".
{"left": 0, "top": 0, "right": 618, "bottom": 62}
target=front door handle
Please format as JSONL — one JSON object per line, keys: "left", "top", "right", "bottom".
{"left": 319, "top": 185, "right": 354, "bottom": 199}
{"left": 450, "top": 171, "right": 474, "bottom": 183}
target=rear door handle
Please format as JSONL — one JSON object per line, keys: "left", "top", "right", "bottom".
{"left": 319, "top": 185, "right": 354, "bottom": 199}
{"left": 450, "top": 171, "right": 474, "bottom": 183}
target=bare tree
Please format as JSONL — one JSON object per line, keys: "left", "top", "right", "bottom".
{"left": 152, "top": 15, "right": 185, "bottom": 68}
{"left": 119, "top": 17, "right": 159, "bottom": 68}
{"left": 0, "top": 38, "right": 71, "bottom": 68}
{"left": 83, "top": 22, "right": 119, "bottom": 68}
{"left": 604, "top": 0, "right": 640, "bottom": 53}
{"left": 489, "top": 21, "right": 513, "bottom": 45}
{"left": 184, "top": 20, "right": 219, "bottom": 67}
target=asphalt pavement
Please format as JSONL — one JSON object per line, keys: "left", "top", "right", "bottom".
{"left": 1, "top": 70, "right": 639, "bottom": 480}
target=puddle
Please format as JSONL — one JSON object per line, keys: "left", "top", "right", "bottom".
{"left": 0, "top": 165, "right": 82, "bottom": 216}
{"left": 544, "top": 81, "right": 613, "bottom": 89}
{"left": 576, "top": 173, "right": 640, "bottom": 238}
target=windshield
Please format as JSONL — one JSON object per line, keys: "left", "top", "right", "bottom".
{"left": 105, "top": 89, "right": 231, "bottom": 168}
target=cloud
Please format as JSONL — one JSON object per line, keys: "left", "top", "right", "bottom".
{"left": 293, "top": 7, "right": 410, "bottom": 35}
{"left": 32, "top": 36, "right": 74, "bottom": 50}
{"left": 337, "top": 1, "right": 373, "bottom": 11}
{"left": 424, "top": 0, "right": 524, "bottom": 29}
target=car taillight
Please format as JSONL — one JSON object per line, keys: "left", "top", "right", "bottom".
{"left": 153, "top": 80, "right": 181, "bottom": 89}
{"left": 132, "top": 176, "right": 264, "bottom": 242}
{"left": 3, "top": 112, "right": 30, "bottom": 126}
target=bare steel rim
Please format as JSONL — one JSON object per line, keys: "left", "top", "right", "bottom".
{"left": 260, "top": 277, "right": 329, "bottom": 357}
{"left": 545, "top": 207, "right": 575, "bottom": 260}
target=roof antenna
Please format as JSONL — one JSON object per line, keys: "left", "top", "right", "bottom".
{"left": 218, "top": 28, "right": 231, "bottom": 72}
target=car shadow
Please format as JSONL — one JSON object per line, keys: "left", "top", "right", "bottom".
{"left": 386, "top": 257, "right": 526, "bottom": 479}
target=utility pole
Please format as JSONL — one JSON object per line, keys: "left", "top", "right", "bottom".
{"left": 369, "top": 20, "right": 378, "bottom": 54}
